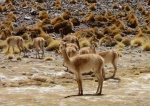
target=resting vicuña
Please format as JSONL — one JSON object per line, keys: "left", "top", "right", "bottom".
{"left": 60, "top": 42, "right": 104, "bottom": 95}
{"left": 6, "top": 36, "right": 25, "bottom": 55}
{"left": 33, "top": 37, "right": 45, "bottom": 59}
{"left": 97, "top": 50, "right": 120, "bottom": 78}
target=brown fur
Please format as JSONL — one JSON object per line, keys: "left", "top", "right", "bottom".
{"left": 97, "top": 50, "right": 120, "bottom": 78}
{"left": 66, "top": 46, "right": 77, "bottom": 57}
{"left": 79, "top": 44, "right": 96, "bottom": 54}
{"left": 60, "top": 43, "right": 104, "bottom": 95}
{"left": 60, "top": 29, "right": 80, "bottom": 49}
{"left": 33, "top": 37, "right": 45, "bottom": 59}
{"left": 6, "top": 36, "right": 25, "bottom": 55}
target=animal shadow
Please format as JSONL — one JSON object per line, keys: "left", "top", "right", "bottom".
{"left": 104, "top": 76, "right": 121, "bottom": 82}
{"left": 64, "top": 93, "right": 104, "bottom": 98}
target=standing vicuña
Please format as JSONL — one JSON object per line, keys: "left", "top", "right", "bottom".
{"left": 60, "top": 43, "right": 104, "bottom": 95}
{"left": 97, "top": 50, "right": 120, "bottom": 78}
{"left": 6, "top": 36, "right": 25, "bottom": 55}
{"left": 33, "top": 37, "right": 45, "bottom": 59}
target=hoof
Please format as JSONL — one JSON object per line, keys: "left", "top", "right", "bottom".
{"left": 78, "top": 93, "right": 83, "bottom": 95}
{"left": 96, "top": 92, "right": 101, "bottom": 95}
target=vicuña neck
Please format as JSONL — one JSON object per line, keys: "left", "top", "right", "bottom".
{"left": 62, "top": 49, "right": 70, "bottom": 65}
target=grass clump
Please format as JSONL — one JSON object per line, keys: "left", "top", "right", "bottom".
{"left": 141, "top": 41, "right": 150, "bottom": 51}
{"left": 121, "top": 38, "right": 131, "bottom": 46}
{"left": 88, "top": 3, "right": 97, "bottom": 11}
{"left": 7, "top": 54, "right": 14, "bottom": 60}
{"left": 116, "top": 42, "right": 125, "bottom": 51}
{"left": 114, "top": 34, "right": 122, "bottom": 42}
{"left": 44, "top": 56, "right": 54, "bottom": 61}
{"left": 46, "top": 40, "right": 60, "bottom": 51}
{"left": 131, "top": 38, "right": 144, "bottom": 47}
{"left": 16, "top": 56, "right": 22, "bottom": 60}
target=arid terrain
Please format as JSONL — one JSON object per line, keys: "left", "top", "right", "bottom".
{"left": 0, "top": 47, "right": 150, "bottom": 106}
{"left": 0, "top": 0, "right": 150, "bottom": 106}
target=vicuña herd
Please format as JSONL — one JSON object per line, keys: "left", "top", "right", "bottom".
{"left": 4, "top": 30, "right": 120, "bottom": 95}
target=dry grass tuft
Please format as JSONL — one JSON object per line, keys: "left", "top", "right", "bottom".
{"left": 21, "top": 1, "right": 28, "bottom": 7}
{"left": 142, "top": 9, "right": 147, "bottom": 15}
{"left": 74, "top": 29, "right": 96, "bottom": 39}
{"left": 0, "top": 41, "right": 7, "bottom": 49}
{"left": 16, "top": 56, "right": 22, "bottom": 60}
{"left": 44, "top": 56, "right": 54, "bottom": 61}
{"left": 138, "top": 4, "right": 143, "bottom": 11}
{"left": 123, "top": 4, "right": 131, "bottom": 11}
{"left": 82, "top": 13, "right": 95, "bottom": 23}
{"left": 7, "top": 53, "right": 14, "bottom": 60}
{"left": 79, "top": 38, "right": 91, "bottom": 47}
{"left": 88, "top": 3, "right": 97, "bottom": 11}
{"left": 0, "top": 5, "right": 7, "bottom": 12}
{"left": 53, "top": 20, "right": 74, "bottom": 33}
{"left": 112, "top": 3, "right": 118, "bottom": 9}
{"left": 69, "top": 17, "right": 80, "bottom": 26}
{"left": 99, "top": 36, "right": 113, "bottom": 47}
{"left": 141, "top": 41, "right": 150, "bottom": 51}
{"left": 121, "top": 38, "right": 131, "bottom": 46}
{"left": 131, "top": 38, "right": 144, "bottom": 47}
{"left": 114, "top": 34, "right": 122, "bottom": 42}
{"left": 133, "top": 71, "right": 140, "bottom": 75}
{"left": 116, "top": 42, "right": 125, "bottom": 51}
{"left": 36, "top": 0, "right": 45, "bottom": 3}
{"left": 85, "top": 0, "right": 97, "bottom": 3}
{"left": 70, "top": 0, "right": 77, "bottom": 4}
{"left": 62, "top": 10, "right": 72, "bottom": 20}
{"left": 95, "top": 15, "right": 108, "bottom": 22}
{"left": 135, "top": 32, "right": 148, "bottom": 40}
{"left": 54, "top": 0, "right": 62, "bottom": 10}
{"left": 38, "top": 10, "right": 50, "bottom": 20}
{"left": 51, "top": 16, "right": 64, "bottom": 25}
{"left": 46, "top": 40, "right": 60, "bottom": 51}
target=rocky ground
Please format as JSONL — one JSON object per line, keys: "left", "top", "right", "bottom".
{"left": 0, "top": 46, "right": 150, "bottom": 106}
{"left": 0, "top": 0, "right": 150, "bottom": 106}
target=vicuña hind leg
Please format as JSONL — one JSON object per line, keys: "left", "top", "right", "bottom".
{"left": 94, "top": 70, "right": 103, "bottom": 95}
{"left": 112, "top": 60, "right": 117, "bottom": 78}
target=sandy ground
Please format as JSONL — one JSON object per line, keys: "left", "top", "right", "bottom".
{"left": 0, "top": 47, "right": 150, "bottom": 106}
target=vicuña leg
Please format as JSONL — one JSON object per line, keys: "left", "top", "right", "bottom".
{"left": 75, "top": 72, "right": 83, "bottom": 95}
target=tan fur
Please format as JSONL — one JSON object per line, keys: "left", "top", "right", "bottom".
{"left": 66, "top": 43, "right": 79, "bottom": 51}
{"left": 79, "top": 44, "right": 96, "bottom": 54}
{"left": 60, "top": 43, "right": 104, "bottom": 95}
{"left": 33, "top": 37, "right": 45, "bottom": 59}
{"left": 58, "top": 42, "right": 78, "bottom": 57}
{"left": 60, "top": 28, "right": 80, "bottom": 49}
{"left": 66, "top": 47, "right": 77, "bottom": 57}
{"left": 97, "top": 50, "right": 120, "bottom": 78}
{"left": 6, "top": 36, "right": 24, "bottom": 55}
